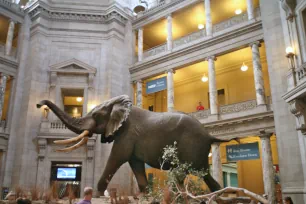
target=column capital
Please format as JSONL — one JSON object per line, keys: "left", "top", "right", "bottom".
{"left": 259, "top": 129, "right": 273, "bottom": 138}
{"left": 138, "top": 27, "right": 143, "bottom": 32}
{"left": 133, "top": 80, "right": 142, "bottom": 84}
{"left": 165, "top": 69, "right": 175, "bottom": 74}
{"left": 205, "top": 55, "right": 217, "bottom": 61}
{"left": 166, "top": 13, "right": 172, "bottom": 18}
{"left": 250, "top": 41, "right": 261, "bottom": 48}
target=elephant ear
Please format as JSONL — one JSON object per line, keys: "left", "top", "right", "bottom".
{"left": 104, "top": 95, "right": 132, "bottom": 137}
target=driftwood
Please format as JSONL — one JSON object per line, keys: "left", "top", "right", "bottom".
{"left": 215, "top": 196, "right": 251, "bottom": 204}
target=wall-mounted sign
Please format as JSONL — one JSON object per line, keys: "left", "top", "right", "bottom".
{"left": 146, "top": 76, "right": 167, "bottom": 94}
{"left": 226, "top": 142, "right": 260, "bottom": 162}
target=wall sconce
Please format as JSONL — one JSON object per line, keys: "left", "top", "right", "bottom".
{"left": 286, "top": 46, "right": 295, "bottom": 69}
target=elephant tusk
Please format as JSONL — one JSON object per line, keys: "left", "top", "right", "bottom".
{"left": 55, "top": 137, "right": 88, "bottom": 152}
{"left": 54, "top": 130, "right": 89, "bottom": 144}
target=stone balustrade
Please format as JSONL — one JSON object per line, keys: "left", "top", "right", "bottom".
{"left": 173, "top": 29, "right": 206, "bottom": 48}
{"left": 0, "top": 120, "right": 6, "bottom": 133}
{"left": 296, "top": 63, "right": 306, "bottom": 83}
{"left": 220, "top": 99, "right": 257, "bottom": 114}
{"left": 189, "top": 109, "right": 211, "bottom": 120}
{"left": 0, "top": 43, "right": 17, "bottom": 58}
{"left": 39, "top": 120, "right": 70, "bottom": 134}
{"left": 142, "top": 7, "right": 260, "bottom": 59}
{"left": 0, "top": 0, "right": 25, "bottom": 14}
{"left": 143, "top": 43, "right": 167, "bottom": 59}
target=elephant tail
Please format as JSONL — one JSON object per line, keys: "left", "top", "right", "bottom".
{"left": 210, "top": 137, "right": 239, "bottom": 144}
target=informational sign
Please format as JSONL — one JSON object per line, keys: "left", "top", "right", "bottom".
{"left": 146, "top": 77, "right": 167, "bottom": 94}
{"left": 226, "top": 142, "right": 260, "bottom": 162}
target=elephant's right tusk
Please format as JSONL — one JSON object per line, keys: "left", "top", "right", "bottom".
{"left": 54, "top": 130, "right": 89, "bottom": 144}
{"left": 55, "top": 137, "right": 88, "bottom": 152}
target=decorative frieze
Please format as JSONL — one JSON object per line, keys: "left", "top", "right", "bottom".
{"left": 220, "top": 100, "right": 257, "bottom": 114}
{"left": 28, "top": 5, "right": 128, "bottom": 25}
{"left": 209, "top": 127, "right": 236, "bottom": 135}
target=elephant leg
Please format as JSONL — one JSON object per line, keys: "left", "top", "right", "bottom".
{"left": 128, "top": 158, "right": 148, "bottom": 193}
{"left": 203, "top": 172, "right": 221, "bottom": 192}
{"left": 97, "top": 156, "right": 125, "bottom": 193}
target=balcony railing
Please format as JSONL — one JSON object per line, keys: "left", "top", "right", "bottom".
{"left": 219, "top": 100, "right": 257, "bottom": 114}
{"left": 141, "top": 8, "right": 260, "bottom": 60}
{"left": 143, "top": 43, "right": 167, "bottom": 59}
{"left": 0, "top": 120, "right": 7, "bottom": 133}
{"left": 296, "top": 63, "right": 306, "bottom": 83}
{"left": 173, "top": 29, "right": 206, "bottom": 48}
{"left": 0, "top": 43, "right": 17, "bottom": 58}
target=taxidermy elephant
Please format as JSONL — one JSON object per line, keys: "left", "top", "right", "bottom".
{"left": 37, "top": 95, "right": 233, "bottom": 193}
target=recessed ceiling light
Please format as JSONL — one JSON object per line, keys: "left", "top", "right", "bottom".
{"left": 198, "top": 24, "right": 204, "bottom": 30}
{"left": 76, "top": 97, "right": 82, "bottom": 102}
{"left": 235, "top": 9, "right": 242, "bottom": 15}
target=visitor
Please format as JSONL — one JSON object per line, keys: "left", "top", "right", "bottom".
{"left": 196, "top": 102, "right": 204, "bottom": 111}
{"left": 284, "top": 196, "right": 293, "bottom": 204}
{"left": 76, "top": 187, "right": 93, "bottom": 204}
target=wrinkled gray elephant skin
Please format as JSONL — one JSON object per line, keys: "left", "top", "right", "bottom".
{"left": 37, "top": 95, "right": 233, "bottom": 194}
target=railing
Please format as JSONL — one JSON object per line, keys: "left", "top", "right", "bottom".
{"left": 0, "top": 0, "right": 25, "bottom": 13}
{"left": 148, "top": 8, "right": 261, "bottom": 55}
{"left": 143, "top": 43, "right": 167, "bottom": 59}
{"left": 0, "top": 43, "right": 17, "bottom": 58}
{"left": 189, "top": 109, "right": 211, "bottom": 120}
{"left": 212, "top": 12, "right": 248, "bottom": 33}
{"left": 219, "top": 100, "right": 257, "bottom": 114}
{"left": 173, "top": 29, "right": 206, "bottom": 48}
{"left": 0, "top": 120, "right": 7, "bottom": 133}
{"left": 296, "top": 63, "right": 306, "bottom": 83}
{"left": 50, "top": 120, "right": 67, "bottom": 129}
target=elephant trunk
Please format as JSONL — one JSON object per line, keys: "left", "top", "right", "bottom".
{"left": 37, "top": 100, "right": 83, "bottom": 134}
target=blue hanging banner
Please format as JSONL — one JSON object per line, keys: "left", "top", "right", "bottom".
{"left": 146, "top": 76, "right": 167, "bottom": 94}
{"left": 226, "top": 142, "right": 260, "bottom": 162}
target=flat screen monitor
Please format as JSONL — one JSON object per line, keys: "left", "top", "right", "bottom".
{"left": 56, "top": 168, "right": 77, "bottom": 179}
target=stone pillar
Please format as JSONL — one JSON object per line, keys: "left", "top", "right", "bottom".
{"left": 166, "top": 14, "right": 173, "bottom": 51}
{"left": 138, "top": 28, "right": 143, "bottom": 62}
{"left": 206, "top": 56, "right": 218, "bottom": 114}
{"left": 166, "top": 69, "right": 175, "bottom": 112}
{"left": 0, "top": 150, "right": 7, "bottom": 191}
{"left": 250, "top": 41, "right": 266, "bottom": 105}
{"left": 136, "top": 80, "right": 142, "bottom": 108}
{"left": 212, "top": 143, "right": 223, "bottom": 188}
{"left": 36, "top": 139, "right": 47, "bottom": 189}
{"left": 205, "top": 0, "right": 212, "bottom": 36}
{"left": 246, "top": 0, "right": 255, "bottom": 20}
{"left": 0, "top": 74, "right": 9, "bottom": 121}
{"left": 5, "top": 20, "right": 15, "bottom": 56}
{"left": 259, "top": 130, "right": 275, "bottom": 204}
{"left": 86, "top": 139, "right": 95, "bottom": 187}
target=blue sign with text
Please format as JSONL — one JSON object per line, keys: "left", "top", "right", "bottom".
{"left": 146, "top": 77, "right": 167, "bottom": 94}
{"left": 226, "top": 142, "right": 260, "bottom": 162}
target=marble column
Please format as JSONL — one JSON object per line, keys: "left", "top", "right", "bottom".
{"left": 138, "top": 28, "right": 143, "bottom": 62}
{"left": 246, "top": 0, "right": 255, "bottom": 20}
{"left": 0, "top": 150, "right": 7, "bottom": 190}
{"left": 167, "top": 69, "right": 175, "bottom": 112}
{"left": 205, "top": 0, "right": 212, "bottom": 36}
{"left": 250, "top": 41, "right": 266, "bottom": 105}
{"left": 136, "top": 80, "right": 143, "bottom": 108}
{"left": 259, "top": 130, "right": 275, "bottom": 204}
{"left": 0, "top": 74, "right": 8, "bottom": 121}
{"left": 5, "top": 20, "right": 15, "bottom": 56}
{"left": 207, "top": 56, "right": 218, "bottom": 114}
{"left": 166, "top": 14, "right": 173, "bottom": 51}
{"left": 212, "top": 143, "right": 223, "bottom": 188}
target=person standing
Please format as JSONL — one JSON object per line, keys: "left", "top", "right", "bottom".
{"left": 196, "top": 102, "right": 205, "bottom": 111}
{"left": 76, "top": 187, "right": 93, "bottom": 204}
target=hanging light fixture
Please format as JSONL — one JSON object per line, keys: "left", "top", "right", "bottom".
{"left": 133, "top": 0, "right": 148, "bottom": 14}
{"left": 76, "top": 97, "right": 83, "bottom": 102}
{"left": 241, "top": 62, "right": 248, "bottom": 71}
{"left": 201, "top": 73, "right": 208, "bottom": 82}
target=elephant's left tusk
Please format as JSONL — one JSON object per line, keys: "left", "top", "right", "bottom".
{"left": 54, "top": 130, "right": 89, "bottom": 144}
{"left": 55, "top": 137, "right": 88, "bottom": 152}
